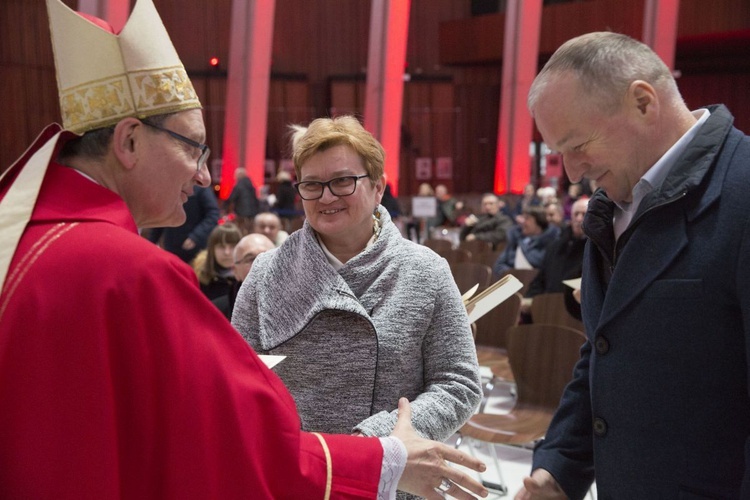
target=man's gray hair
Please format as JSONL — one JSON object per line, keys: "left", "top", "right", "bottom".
{"left": 528, "top": 31, "right": 680, "bottom": 114}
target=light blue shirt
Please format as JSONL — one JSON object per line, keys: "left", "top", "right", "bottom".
{"left": 614, "top": 108, "right": 710, "bottom": 239}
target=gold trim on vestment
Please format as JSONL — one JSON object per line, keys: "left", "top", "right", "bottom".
{"left": 311, "top": 432, "right": 332, "bottom": 500}
{"left": 0, "top": 223, "right": 78, "bottom": 321}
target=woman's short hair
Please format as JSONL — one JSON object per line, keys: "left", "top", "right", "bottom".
{"left": 289, "top": 115, "right": 385, "bottom": 182}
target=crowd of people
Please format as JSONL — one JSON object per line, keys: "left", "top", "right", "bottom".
{"left": 2, "top": 0, "right": 748, "bottom": 498}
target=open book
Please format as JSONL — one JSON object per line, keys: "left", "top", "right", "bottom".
{"left": 463, "top": 273, "right": 523, "bottom": 323}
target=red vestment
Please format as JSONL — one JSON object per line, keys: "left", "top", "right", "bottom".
{"left": 0, "top": 125, "right": 382, "bottom": 499}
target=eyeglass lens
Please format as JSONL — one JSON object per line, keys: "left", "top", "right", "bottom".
{"left": 296, "top": 175, "right": 367, "bottom": 200}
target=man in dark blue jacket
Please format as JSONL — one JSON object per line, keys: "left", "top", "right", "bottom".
{"left": 518, "top": 32, "right": 750, "bottom": 499}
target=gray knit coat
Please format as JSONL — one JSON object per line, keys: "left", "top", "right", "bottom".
{"left": 232, "top": 206, "right": 482, "bottom": 441}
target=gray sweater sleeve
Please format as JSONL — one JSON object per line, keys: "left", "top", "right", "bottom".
{"left": 353, "top": 258, "right": 482, "bottom": 441}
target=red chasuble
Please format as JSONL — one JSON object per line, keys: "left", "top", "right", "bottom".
{"left": 0, "top": 125, "right": 382, "bottom": 499}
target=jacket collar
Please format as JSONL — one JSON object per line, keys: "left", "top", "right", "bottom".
{"left": 582, "top": 104, "right": 737, "bottom": 331}
{"left": 254, "top": 206, "right": 395, "bottom": 348}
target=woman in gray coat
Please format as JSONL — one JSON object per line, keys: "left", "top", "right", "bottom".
{"left": 232, "top": 116, "right": 481, "bottom": 478}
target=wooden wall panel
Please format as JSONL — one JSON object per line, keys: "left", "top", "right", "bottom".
{"left": 266, "top": 79, "right": 312, "bottom": 167}
{"left": 431, "top": 83, "right": 455, "bottom": 158}
{"left": 455, "top": 83, "right": 499, "bottom": 195}
{"left": 399, "top": 81, "right": 460, "bottom": 196}
{"left": 678, "top": 0, "right": 750, "bottom": 35}
{"left": 406, "top": 0, "right": 471, "bottom": 74}
{"left": 203, "top": 77, "right": 227, "bottom": 160}
{"left": 272, "top": 0, "right": 371, "bottom": 82}
{"left": 330, "top": 80, "right": 364, "bottom": 117}
{"left": 678, "top": 72, "right": 750, "bottom": 134}
{"left": 441, "top": 0, "right": 750, "bottom": 65}
{"left": 402, "top": 82, "right": 433, "bottom": 195}
{"left": 2, "top": 0, "right": 748, "bottom": 191}
{"left": 154, "top": 0, "right": 230, "bottom": 71}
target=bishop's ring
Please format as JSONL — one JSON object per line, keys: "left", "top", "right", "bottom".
{"left": 438, "top": 478, "right": 452, "bottom": 493}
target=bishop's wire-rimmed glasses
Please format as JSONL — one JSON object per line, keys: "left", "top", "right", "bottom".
{"left": 141, "top": 120, "right": 211, "bottom": 173}
{"left": 294, "top": 174, "right": 370, "bottom": 201}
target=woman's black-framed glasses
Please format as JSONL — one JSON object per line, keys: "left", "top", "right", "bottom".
{"left": 141, "top": 120, "right": 211, "bottom": 172}
{"left": 294, "top": 174, "right": 369, "bottom": 201}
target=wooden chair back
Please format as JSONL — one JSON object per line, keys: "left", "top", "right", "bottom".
{"left": 459, "top": 239, "right": 492, "bottom": 256}
{"left": 436, "top": 248, "right": 472, "bottom": 270}
{"left": 451, "top": 262, "right": 492, "bottom": 295}
{"left": 423, "top": 238, "right": 453, "bottom": 253}
{"left": 530, "top": 292, "right": 585, "bottom": 333}
{"left": 497, "top": 268, "right": 539, "bottom": 297}
{"left": 459, "top": 322, "right": 584, "bottom": 447}
{"left": 474, "top": 292, "right": 522, "bottom": 348}
{"left": 480, "top": 247, "right": 504, "bottom": 268}
{"left": 506, "top": 323, "right": 584, "bottom": 410}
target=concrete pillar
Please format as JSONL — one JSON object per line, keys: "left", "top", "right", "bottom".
{"left": 494, "top": 0, "right": 542, "bottom": 194}
{"left": 219, "top": 0, "right": 275, "bottom": 199}
{"left": 364, "top": 0, "right": 411, "bottom": 196}
{"left": 643, "top": 0, "right": 680, "bottom": 70}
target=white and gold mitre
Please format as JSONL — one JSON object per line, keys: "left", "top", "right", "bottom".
{"left": 46, "top": 0, "right": 201, "bottom": 134}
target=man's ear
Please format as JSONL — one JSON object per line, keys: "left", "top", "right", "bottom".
{"left": 629, "top": 80, "right": 659, "bottom": 120}
{"left": 111, "top": 117, "right": 143, "bottom": 170}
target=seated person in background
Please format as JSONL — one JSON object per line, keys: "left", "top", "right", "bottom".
{"left": 213, "top": 233, "right": 275, "bottom": 319}
{"left": 232, "top": 116, "right": 482, "bottom": 499}
{"left": 512, "top": 182, "right": 542, "bottom": 219}
{"left": 273, "top": 169, "right": 298, "bottom": 230}
{"left": 380, "top": 182, "right": 402, "bottom": 220}
{"left": 429, "top": 184, "right": 464, "bottom": 229}
{"left": 521, "top": 197, "right": 590, "bottom": 318}
{"left": 493, "top": 205, "right": 560, "bottom": 277}
{"left": 146, "top": 185, "right": 219, "bottom": 263}
{"left": 405, "top": 182, "right": 434, "bottom": 243}
{"left": 253, "top": 211, "right": 288, "bottom": 247}
{"left": 544, "top": 200, "right": 566, "bottom": 229}
{"left": 193, "top": 223, "right": 242, "bottom": 303}
{"left": 459, "top": 193, "right": 513, "bottom": 249}
{"left": 562, "top": 181, "right": 584, "bottom": 219}
{"left": 536, "top": 186, "right": 558, "bottom": 206}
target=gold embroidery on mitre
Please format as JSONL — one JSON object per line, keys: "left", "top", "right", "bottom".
{"left": 60, "top": 75, "right": 134, "bottom": 133}
{"left": 131, "top": 67, "right": 199, "bottom": 111}
{"left": 59, "top": 67, "right": 199, "bottom": 134}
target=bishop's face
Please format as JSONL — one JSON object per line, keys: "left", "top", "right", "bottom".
{"left": 130, "top": 109, "right": 211, "bottom": 228}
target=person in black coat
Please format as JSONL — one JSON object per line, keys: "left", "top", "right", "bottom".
{"left": 227, "top": 168, "right": 259, "bottom": 234}
{"left": 273, "top": 170, "right": 298, "bottom": 230}
{"left": 523, "top": 197, "right": 589, "bottom": 319}
{"left": 520, "top": 31, "right": 750, "bottom": 499}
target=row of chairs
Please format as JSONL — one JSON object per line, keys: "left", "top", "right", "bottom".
{"left": 423, "top": 238, "right": 507, "bottom": 270}
{"left": 427, "top": 236, "right": 589, "bottom": 494}
{"left": 458, "top": 323, "right": 586, "bottom": 495}
{"left": 459, "top": 282, "right": 587, "bottom": 494}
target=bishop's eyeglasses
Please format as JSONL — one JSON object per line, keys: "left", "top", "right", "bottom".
{"left": 294, "top": 174, "right": 369, "bottom": 201}
{"left": 141, "top": 120, "right": 211, "bottom": 173}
